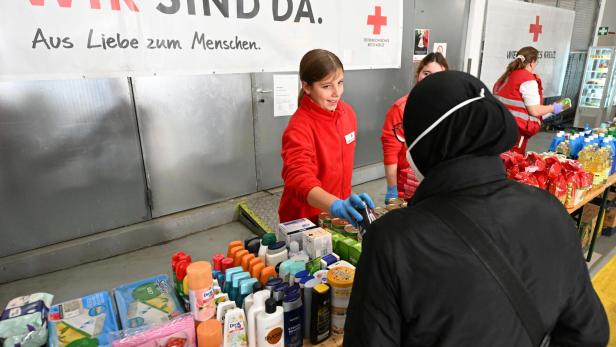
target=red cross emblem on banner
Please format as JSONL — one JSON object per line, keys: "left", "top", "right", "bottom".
{"left": 529, "top": 16, "right": 542, "bottom": 42}
{"left": 367, "top": 6, "right": 388, "bottom": 35}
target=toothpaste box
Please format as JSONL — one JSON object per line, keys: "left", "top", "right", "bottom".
{"left": 277, "top": 218, "right": 317, "bottom": 249}
{"left": 114, "top": 275, "right": 184, "bottom": 329}
{"left": 48, "top": 291, "right": 119, "bottom": 347}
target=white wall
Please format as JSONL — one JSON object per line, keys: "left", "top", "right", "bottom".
{"left": 596, "top": 0, "right": 616, "bottom": 46}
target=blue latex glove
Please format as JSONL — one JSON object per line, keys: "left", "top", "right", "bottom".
{"left": 385, "top": 185, "right": 398, "bottom": 204}
{"left": 329, "top": 193, "right": 375, "bottom": 226}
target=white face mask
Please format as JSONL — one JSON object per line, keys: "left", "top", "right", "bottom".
{"left": 406, "top": 88, "right": 486, "bottom": 182}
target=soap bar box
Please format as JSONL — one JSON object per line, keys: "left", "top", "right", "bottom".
{"left": 277, "top": 218, "right": 317, "bottom": 249}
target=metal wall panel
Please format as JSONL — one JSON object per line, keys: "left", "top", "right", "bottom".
{"left": 133, "top": 74, "right": 257, "bottom": 217}
{"left": 0, "top": 79, "right": 149, "bottom": 257}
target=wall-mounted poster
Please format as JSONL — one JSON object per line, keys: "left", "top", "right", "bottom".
{"left": 414, "top": 29, "right": 430, "bottom": 61}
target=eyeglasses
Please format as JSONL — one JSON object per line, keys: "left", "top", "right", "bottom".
{"left": 392, "top": 123, "right": 406, "bottom": 143}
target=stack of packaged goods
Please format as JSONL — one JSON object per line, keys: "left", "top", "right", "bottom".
{"left": 501, "top": 151, "right": 593, "bottom": 208}
{"left": 6, "top": 204, "right": 406, "bottom": 347}
{"left": 0, "top": 293, "right": 54, "bottom": 347}
{"left": 550, "top": 129, "right": 616, "bottom": 186}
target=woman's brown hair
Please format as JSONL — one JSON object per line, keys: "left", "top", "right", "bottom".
{"left": 416, "top": 52, "right": 449, "bottom": 79}
{"left": 495, "top": 46, "right": 539, "bottom": 87}
{"left": 298, "top": 49, "right": 344, "bottom": 105}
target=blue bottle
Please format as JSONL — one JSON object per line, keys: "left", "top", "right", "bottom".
{"left": 283, "top": 292, "right": 303, "bottom": 347}
{"left": 549, "top": 131, "right": 565, "bottom": 152}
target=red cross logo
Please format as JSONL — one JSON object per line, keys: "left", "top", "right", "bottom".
{"left": 529, "top": 16, "right": 542, "bottom": 42}
{"left": 367, "top": 6, "right": 387, "bottom": 35}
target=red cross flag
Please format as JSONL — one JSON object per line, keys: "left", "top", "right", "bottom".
{"left": 480, "top": 0, "right": 575, "bottom": 97}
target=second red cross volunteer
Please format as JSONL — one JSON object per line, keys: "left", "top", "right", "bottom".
{"left": 278, "top": 49, "right": 374, "bottom": 225}
{"left": 492, "top": 46, "right": 571, "bottom": 153}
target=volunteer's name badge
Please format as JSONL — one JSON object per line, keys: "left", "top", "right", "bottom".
{"left": 345, "top": 131, "right": 355, "bottom": 144}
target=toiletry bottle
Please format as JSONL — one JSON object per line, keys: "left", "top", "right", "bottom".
{"left": 187, "top": 261, "right": 216, "bottom": 322}
{"left": 256, "top": 298, "right": 284, "bottom": 347}
{"left": 223, "top": 308, "right": 248, "bottom": 347}
{"left": 310, "top": 283, "right": 331, "bottom": 344}
{"left": 282, "top": 292, "right": 303, "bottom": 347}
{"left": 197, "top": 318, "right": 223, "bottom": 347}
{"left": 258, "top": 234, "right": 277, "bottom": 262}
{"left": 247, "top": 290, "right": 271, "bottom": 347}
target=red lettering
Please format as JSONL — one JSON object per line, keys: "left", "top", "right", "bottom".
{"left": 29, "top": 0, "right": 139, "bottom": 11}
{"left": 111, "top": 0, "right": 139, "bottom": 11}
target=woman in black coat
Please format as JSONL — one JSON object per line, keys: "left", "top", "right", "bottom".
{"left": 344, "top": 71, "right": 608, "bottom": 347}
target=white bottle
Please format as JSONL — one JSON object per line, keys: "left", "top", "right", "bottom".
{"left": 247, "top": 290, "right": 271, "bottom": 347}
{"left": 265, "top": 241, "right": 288, "bottom": 268}
{"left": 255, "top": 298, "right": 284, "bottom": 347}
{"left": 258, "top": 233, "right": 277, "bottom": 263}
{"left": 223, "top": 308, "right": 248, "bottom": 347}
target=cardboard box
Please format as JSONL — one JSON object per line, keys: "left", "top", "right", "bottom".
{"left": 580, "top": 204, "right": 600, "bottom": 250}
{"left": 303, "top": 227, "right": 333, "bottom": 259}
{"left": 277, "top": 218, "right": 317, "bottom": 248}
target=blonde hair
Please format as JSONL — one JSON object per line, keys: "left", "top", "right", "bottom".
{"left": 298, "top": 49, "right": 344, "bottom": 105}
{"left": 496, "top": 46, "right": 539, "bottom": 86}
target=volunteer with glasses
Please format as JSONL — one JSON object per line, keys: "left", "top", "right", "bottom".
{"left": 381, "top": 53, "right": 448, "bottom": 204}
{"left": 344, "top": 71, "right": 608, "bottom": 347}
{"left": 279, "top": 49, "right": 375, "bottom": 225}
{"left": 493, "top": 46, "right": 571, "bottom": 153}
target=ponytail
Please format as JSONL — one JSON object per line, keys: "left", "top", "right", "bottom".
{"left": 495, "top": 46, "right": 539, "bottom": 87}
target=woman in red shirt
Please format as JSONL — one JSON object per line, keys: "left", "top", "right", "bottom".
{"left": 279, "top": 49, "right": 374, "bottom": 224}
{"left": 381, "top": 53, "right": 448, "bottom": 203}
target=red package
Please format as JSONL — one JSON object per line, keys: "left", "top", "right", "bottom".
{"left": 535, "top": 171, "right": 549, "bottom": 190}
{"left": 548, "top": 175, "right": 568, "bottom": 203}
{"left": 514, "top": 172, "right": 540, "bottom": 188}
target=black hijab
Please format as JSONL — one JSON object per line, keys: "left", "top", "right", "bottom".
{"left": 403, "top": 70, "right": 518, "bottom": 177}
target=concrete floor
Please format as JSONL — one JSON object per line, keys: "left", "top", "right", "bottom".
{"left": 2, "top": 132, "right": 616, "bottom": 308}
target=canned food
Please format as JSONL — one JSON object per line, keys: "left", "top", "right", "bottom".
{"left": 318, "top": 212, "right": 332, "bottom": 229}
{"left": 331, "top": 218, "right": 348, "bottom": 233}
{"left": 343, "top": 224, "right": 359, "bottom": 240}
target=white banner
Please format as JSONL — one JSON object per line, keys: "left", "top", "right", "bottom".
{"left": 481, "top": 0, "right": 574, "bottom": 97}
{"left": 0, "top": 0, "right": 403, "bottom": 80}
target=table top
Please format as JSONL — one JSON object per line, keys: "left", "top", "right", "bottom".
{"left": 567, "top": 174, "right": 616, "bottom": 214}
{"left": 304, "top": 335, "right": 343, "bottom": 347}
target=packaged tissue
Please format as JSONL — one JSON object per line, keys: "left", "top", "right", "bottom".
{"left": 110, "top": 313, "right": 195, "bottom": 347}
{"left": 48, "top": 291, "right": 119, "bottom": 347}
{"left": 0, "top": 293, "right": 54, "bottom": 347}
{"left": 114, "top": 275, "right": 184, "bottom": 329}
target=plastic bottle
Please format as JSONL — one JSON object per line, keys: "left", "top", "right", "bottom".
{"left": 258, "top": 234, "right": 277, "bottom": 263}
{"left": 273, "top": 283, "right": 289, "bottom": 305}
{"left": 241, "top": 254, "right": 256, "bottom": 271}
{"left": 266, "top": 242, "right": 288, "bottom": 268}
{"left": 238, "top": 278, "right": 259, "bottom": 307}
{"left": 198, "top": 318, "right": 223, "bottom": 347}
{"left": 288, "top": 241, "right": 300, "bottom": 258}
{"left": 213, "top": 253, "right": 225, "bottom": 272}
{"left": 265, "top": 278, "right": 283, "bottom": 292}
{"left": 224, "top": 267, "right": 244, "bottom": 294}
{"left": 243, "top": 282, "right": 266, "bottom": 312}
{"left": 310, "top": 284, "right": 331, "bottom": 345}
{"left": 256, "top": 298, "right": 284, "bottom": 347}
{"left": 223, "top": 308, "right": 248, "bottom": 347}
{"left": 230, "top": 272, "right": 251, "bottom": 302}
{"left": 302, "top": 278, "right": 321, "bottom": 339}
{"left": 187, "top": 261, "right": 216, "bottom": 322}
{"left": 259, "top": 266, "right": 277, "bottom": 285}
{"left": 549, "top": 131, "right": 565, "bottom": 152}
{"left": 282, "top": 292, "right": 303, "bottom": 347}
{"left": 247, "top": 290, "right": 272, "bottom": 347}
{"left": 234, "top": 250, "right": 250, "bottom": 267}
{"left": 227, "top": 240, "right": 244, "bottom": 258}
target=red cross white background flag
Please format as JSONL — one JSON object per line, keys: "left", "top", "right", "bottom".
{"left": 0, "top": 0, "right": 402, "bottom": 80}
{"left": 480, "top": 0, "right": 575, "bottom": 97}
